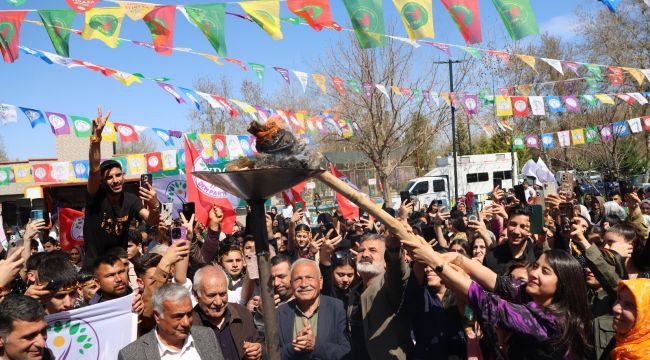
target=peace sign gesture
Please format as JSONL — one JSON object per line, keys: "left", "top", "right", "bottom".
{"left": 92, "top": 105, "right": 111, "bottom": 137}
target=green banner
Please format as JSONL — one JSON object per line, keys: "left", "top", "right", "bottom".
{"left": 492, "top": 0, "right": 539, "bottom": 41}
{"left": 38, "top": 9, "right": 76, "bottom": 57}
{"left": 184, "top": 3, "right": 227, "bottom": 56}
{"left": 343, "top": 0, "right": 385, "bottom": 48}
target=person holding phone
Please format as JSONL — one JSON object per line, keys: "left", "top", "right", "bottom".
{"left": 83, "top": 106, "right": 160, "bottom": 267}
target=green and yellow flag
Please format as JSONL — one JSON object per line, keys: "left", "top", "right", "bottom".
{"left": 392, "top": 0, "right": 433, "bottom": 41}
{"left": 492, "top": 0, "right": 539, "bottom": 41}
{"left": 343, "top": 0, "right": 385, "bottom": 48}
{"left": 38, "top": 9, "right": 76, "bottom": 57}
{"left": 239, "top": 0, "right": 282, "bottom": 40}
{"left": 184, "top": 4, "right": 228, "bottom": 56}
{"left": 81, "top": 7, "right": 126, "bottom": 48}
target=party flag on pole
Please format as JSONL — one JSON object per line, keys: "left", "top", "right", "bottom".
{"left": 562, "top": 96, "right": 580, "bottom": 113}
{"left": 81, "top": 7, "right": 126, "bottom": 48}
{"left": 511, "top": 96, "right": 529, "bottom": 116}
{"left": 239, "top": 0, "right": 283, "bottom": 40}
{"left": 287, "top": 0, "right": 340, "bottom": 31}
{"left": 249, "top": 63, "right": 265, "bottom": 81}
{"left": 45, "top": 111, "right": 71, "bottom": 135}
{"left": 440, "top": 0, "right": 482, "bottom": 44}
{"left": 495, "top": 96, "right": 513, "bottom": 116}
{"left": 546, "top": 96, "right": 564, "bottom": 113}
{"left": 570, "top": 128, "right": 585, "bottom": 145}
{"left": 143, "top": 5, "right": 176, "bottom": 56}
{"left": 19, "top": 107, "right": 46, "bottom": 128}
{"left": 119, "top": 1, "right": 156, "bottom": 20}
{"left": 184, "top": 4, "right": 228, "bottom": 57}
{"left": 0, "top": 10, "right": 28, "bottom": 63}
{"left": 585, "top": 126, "right": 599, "bottom": 143}
{"left": 312, "top": 74, "right": 327, "bottom": 93}
{"left": 392, "top": 0, "right": 434, "bottom": 40}
{"left": 541, "top": 133, "right": 555, "bottom": 148}
{"left": 114, "top": 123, "right": 138, "bottom": 142}
{"left": 492, "top": 0, "right": 539, "bottom": 41}
{"left": 343, "top": 0, "right": 385, "bottom": 48}
{"left": 70, "top": 115, "right": 92, "bottom": 137}
{"left": 38, "top": 9, "right": 76, "bottom": 57}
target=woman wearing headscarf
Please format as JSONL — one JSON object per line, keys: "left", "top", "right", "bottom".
{"left": 610, "top": 279, "right": 650, "bottom": 359}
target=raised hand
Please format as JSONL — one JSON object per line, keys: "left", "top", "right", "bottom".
{"left": 22, "top": 219, "right": 47, "bottom": 241}
{"left": 139, "top": 181, "right": 159, "bottom": 210}
{"left": 92, "top": 105, "right": 111, "bottom": 137}
{"left": 0, "top": 247, "right": 25, "bottom": 288}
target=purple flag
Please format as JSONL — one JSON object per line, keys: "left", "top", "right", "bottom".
{"left": 423, "top": 41, "right": 451, "bottom": 57}
{"left": 525, "top": 134, "right": 540, "bottom": 149}
{"left": 562, "top": 61, "right": 581, "bottom": 76}
{"left": 44, "top": 111, "right": 70, "bottom": 135}
{"left": 273, "top": 67, "right": 290, "bottom": 85}
{"left": 562, "top": 96, "right": 581, "bottom": 113}
{"left": 157, "top": 82, "right": 186, "bottom": 104}
{"left": 168, "top": 130, "right": 183, "bottom": 138}
{"left": 599, "top": 124, "right": 614, "bottom": 141}
{"left": 462, "top": 94, "right": 479, "bottom": 117}
{"left": 562, "top": 80, "right": 577, "bottom": 93}
{"left": 422, "top": 90, "right": 431, "bottom": 104}
{"left": 362, "top": 83, "right": 374, "bottom": 101}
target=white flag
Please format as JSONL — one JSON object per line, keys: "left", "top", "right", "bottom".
{"left": 628, "top": 93, "right": 648, "bottom": 105}
{"left": 528, "top": 96, "right": 546, "bottom": 115}
{"left": 557, "top": 131, "right": 571, "bottom": 147}
{"left": 0, "top": 104, "right": 18, "bottom": 125}
{"left": 541, "top": 58, "right": 564, "bottom": 75}
{"left": 628, "top": 118, "right": 643, "bottom": 133}
{"left": 375, "top": 84, "right": 390, "bottom": 98}
{"left": 45, "top": 293, "right": 137, "bottom": 360}
{"left": 293, "top": 71, "right": 309, "bottom": 93}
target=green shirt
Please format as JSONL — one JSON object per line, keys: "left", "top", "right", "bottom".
{"left": 292, "top": 301, "right": 319, "bottom": 339}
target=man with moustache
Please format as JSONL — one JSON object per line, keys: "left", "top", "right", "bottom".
{"left": 0, "top": 295, "right": 54, "bottom": 360}
{"left": 191, "top": 266, "right": 262, "bottom": 360}
{"left": 351, "top": 232, "right": 412, "bottom": 360}
{"left": 277, "top": 259, "right": 350, "bottom": 359}
{"left": 83, "top": 106, "right": 160, "bottom": 267}
{"left": 118, "top": 283, "right": 223, "bottom": 359}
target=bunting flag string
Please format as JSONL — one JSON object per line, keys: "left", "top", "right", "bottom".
{"left": 6, "top": 2, "right": 650, "bottom": 82}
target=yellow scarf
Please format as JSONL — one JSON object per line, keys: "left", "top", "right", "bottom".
{"left": 611, "top": 279, "right": 650, "bottom": 360}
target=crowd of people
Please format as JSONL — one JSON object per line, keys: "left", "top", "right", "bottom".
{"left": 0, "top": 110, "right": 649, "bottom": 359}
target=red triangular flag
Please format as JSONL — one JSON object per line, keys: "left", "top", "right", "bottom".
{"left": 281, "top": 182, "right": 306, "bottom": 209}
{"left": 0, "top": 11, "right": 28, "bottom": 63}
{"left": 114, "top": 122, "right": 139, "bottom": 142}
{"left": 143, "top": 5, "right": 176, "bottom": 56}
{"left": 287, "top": 0, "right": 341, "bottom": 31}
{"left": 146, "top": 152, "right": 162, "bottom": 172}
{"left": 642, "top": 116, "right": 650, "bottom": 131}
{"left": 329, "top": 163, "right": 360, "bottom": 220}
{"left": 184, "top": 135, "right": 236, "bottom": 232}
{"left": 59, "top": 208, "right": 85, "bottom": 251}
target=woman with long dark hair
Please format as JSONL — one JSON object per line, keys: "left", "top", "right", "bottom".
{"left": 402, "top": 239, "right": 593, "bottom": 359}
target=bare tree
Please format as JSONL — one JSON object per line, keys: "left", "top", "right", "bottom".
{"left": 0, "top": 135, "right": 7, "bottom": 161}
{"left": 116, "top": 134, "right": 158, "bottom": 154}
{"left": 317, "top": 28, "right": 476, "bottom": 202}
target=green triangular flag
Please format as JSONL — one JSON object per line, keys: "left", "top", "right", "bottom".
{"left": 0, "top": 166, "right": 11, "bottom": 186}
{"left": 580, "top": 95, "right": 598, "bottom": 106}
{"left": 347, "top": 79, "right": 361, "bottom": 93}
{"left": 70, "top": 116, "right": 92, "bottom": 137}
{"left": 343, "top": 0, "right": 385, "bottom": 49}
{"left": 38, "top": 9, "right": 76, "bottom": 57}
{"left": 584, "top": 64, "right": 603, "bottom": 81}
{"left": 461, "top": 46, "right": 481, "bottom": 59}
{"left": 492, "top": 0, "right": 539, "bottom": 41}
{"left": 184, "top": 4, "right": 228, "bottom": 57}
{"left": 249, "top": 63, "right": 265, "bottom": 81}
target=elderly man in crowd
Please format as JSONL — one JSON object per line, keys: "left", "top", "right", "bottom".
{"left": 118, "top": 283, "right": 223, "bottom": 359}
{"left": 191, "top": 265, "right": 262, "bottom": 360}
{"left": 277, "top": 258, "right": 350, "bottom": 359}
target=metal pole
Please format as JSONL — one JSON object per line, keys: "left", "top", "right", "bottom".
{"left": 449, "top": 59, "right": 459, "bottom": 202}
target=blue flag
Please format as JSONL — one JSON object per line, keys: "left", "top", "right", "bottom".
{"left": 541, "top": 133, "right": 555, "bottom": 149}
{"left": 238, "top": 135, "right": 254, "bottom": 156}
{"left": 72, "top": 160, "right": 89, "bottom": 179}
{"left": 613, "top": 121, "right": 629, "bottom": 137}
{"left": 546, "top": 96, "right": 565, "bottom": 113}
{"left": 152, "top": 128, "right": 174, "bottom": 146}
{"left": 598, "top": 0, "right": 620, "bottom": 12}
{"left": 178, "top": 87, "right": 203, "bottom": 113}
{"left": 19, "top": 107, "right": 46, "bottom": 128}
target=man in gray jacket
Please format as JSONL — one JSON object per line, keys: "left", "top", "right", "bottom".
{"left": 118, "top": 283, "right": 224, "bottom": 360}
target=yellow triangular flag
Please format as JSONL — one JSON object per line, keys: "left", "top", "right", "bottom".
{"left": 516, "top": 54, "right": 537, "bottom": 73}
{"left": 102, "top": 121, "right": 117, "bottom": 142}
{"left": 197, "top": 53, "right": 223, "bottom": 66}
{"left": 622, "top": 67, "right": 645, "bottom": 85}
{"left": 118, "top": 1, "right": 156, "bottom": 21}
{"left": 82, "top": 7, "right": 126, "bottom": 48}
{"left": 495, "top": 96, "right": 513, "bottom": 116}
{"left": 312, "top": 74, "right": 327, "bottom": 94}
{"left": 392, "top": 0, "right": 434, "bottom": 41}
{"left": 440, "top": 92, "right": 450, "bottom": 105}
{"left": 112, "top": 71, "right": 142, "bottom": 86}
{"left": 595, "top": 94, "right": 615, "bottom": 105}
{"left": 571, "top": 128, "right": 585, "bottom": 145}
{"left": 239, "top": 0, "right": 282, "bottom": 40}
{"left": 391, "top": 85, "right": 403, "bottom": 96}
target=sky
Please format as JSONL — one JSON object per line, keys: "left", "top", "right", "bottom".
{"left": 0, "top": 0, "right": 592, "bottom": 161}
